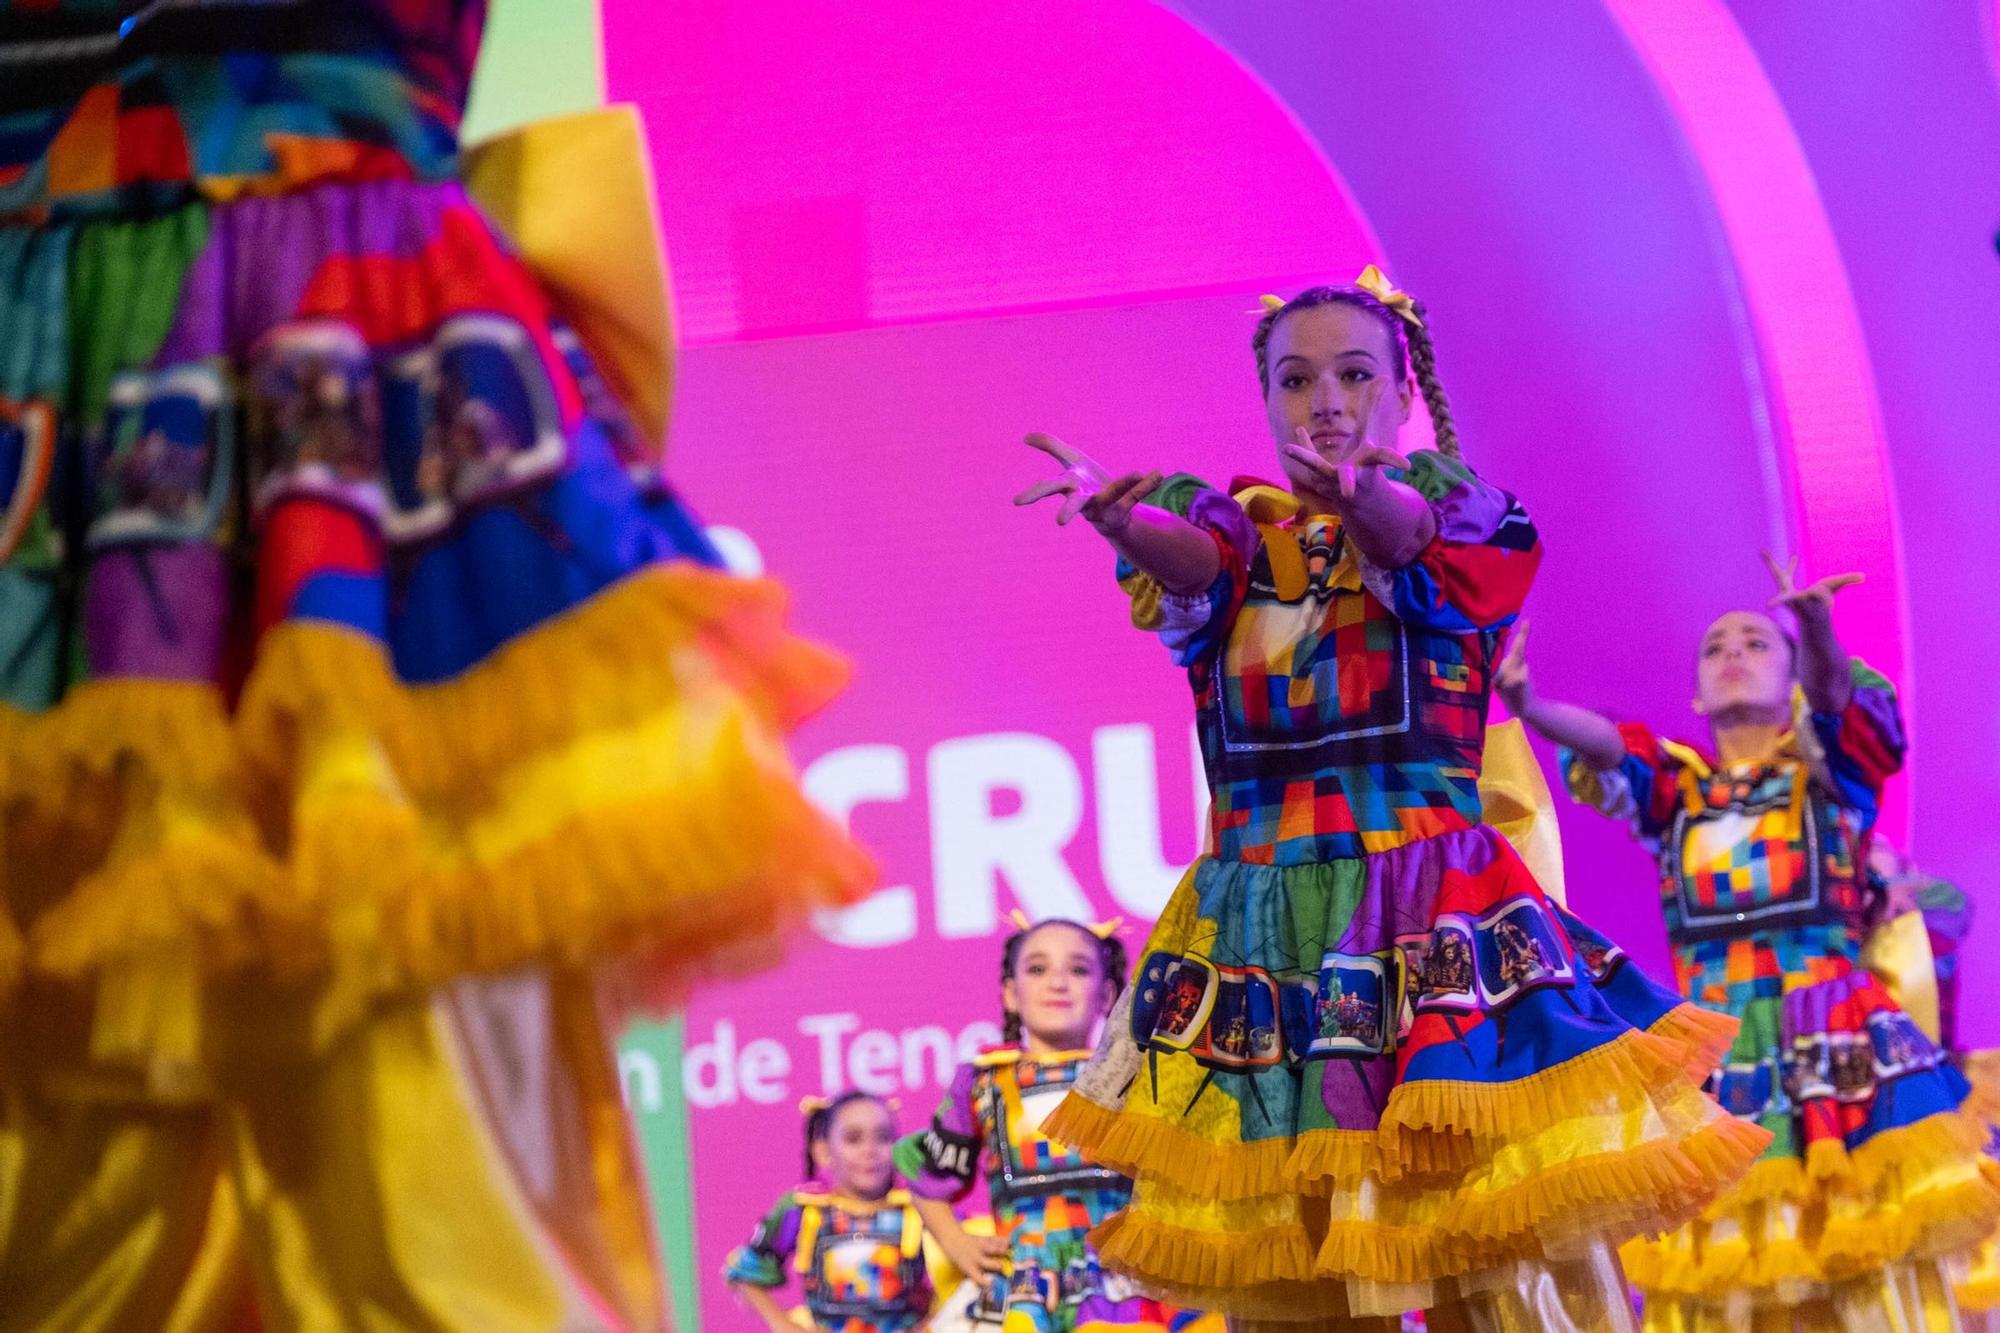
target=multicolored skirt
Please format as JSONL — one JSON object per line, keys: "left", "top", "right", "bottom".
{"left": 0, "top": 175, "right": 873, "bottom": 1086}
{"left": 997, "top": 1200, "right": 1174, "bottom": 1332}
{"left": 1626, "top": 938, "right": 2000, "bottom": 1331}
{"left": 1045, "top": 825, "right": 1767, "bottom": 1324}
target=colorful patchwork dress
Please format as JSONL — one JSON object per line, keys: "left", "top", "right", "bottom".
{"left": 0, "top": 2, "right": 869, "bottom": 1327}
{"left": 899, "top": 1046, "right": 1175, "bottom": 1332}
{"left": 725, "top": 1187, "right": 936, "bottom": 1332}
{"left": 1042, "top": 455, "right": 1766, "bottom": 1329}
{"left": 1562, "top": 666, "right": 2000, "bottom": 1330}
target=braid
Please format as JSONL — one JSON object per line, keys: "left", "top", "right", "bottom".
{"left": 802, "top": 1105, "right": 829, "bottom": 1181}
{"left": 999, "top": 928, "right": 1027, "bottom": 1045}
{"left": 1400, "top": 300, "right": 1461, "bottom": 459}
{"left": 1098, "top": 934, "right": 1129, "bottom": 1006}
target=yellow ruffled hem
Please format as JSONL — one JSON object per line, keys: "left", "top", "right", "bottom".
{"left": 1647, "top": 1001, "right": 1743, "bottom": 1085}
{"left": 1817, "top": 1164, "right": 2000, "bottom": 1283}
{"left": 8, "top": 564, "right": 874, "bottom": 999}
{"left": 1625, "top": 1106, "right": 2000, "bottom": 1301}
{"left": 233, "top": 563, "right": 848, "bottom": 798}
{"left": 1043, "top": 1090, "right": 1311, "bottom": 1203}
{"left": 1092, "top": 1211, "right": 1318, "bottom": 1292}
{"left": 1379, "top": 1016, "right": 1738, "bottom": 1151}
{"left": 29, "top": 822, "right": 301, "bottom": 979}
{"left": 1050, "top": 1004, "right": 1736, "bottom": 1205}
{"left": 1087, "top": 1118, "right": 1765, "bottom": 1308}
{"left": 1325, "top": 1118, "right": 1768, "bottom": 1286}
{"left": 1809, "top": 1106, "right": 1994, "bottom": 1194}
{"left": 0, "top": 677, "right": 240, "bottom": 799}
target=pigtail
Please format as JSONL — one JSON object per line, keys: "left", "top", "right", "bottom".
{"left": 1400, "top": 300, "right": 1460, "bottom": 460}
{"left": 801, "top": 1104, "right": 830, "bottom": 1181}
{"left": 999, "top": 927, "right": 1028, "bottom": 1045}
{"left": 1098, "top": 934, "right": 1129, "bottom": 1009}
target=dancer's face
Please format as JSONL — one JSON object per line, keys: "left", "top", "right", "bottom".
{"left": 1264, "top": 304, "right": 1412, "bottom": 493}
{"left": 812, "top": 1097, "right": 896, "bottom": 1200}
{"left": 1004, "top": 924, "right": 1112, "bottom": 1050}
{"left": 1695, "top": 611, "right": 1794, "bottom": 722}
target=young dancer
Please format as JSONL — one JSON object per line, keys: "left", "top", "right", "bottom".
{"left": 1017, "top": 271, "right": 1763, "bottom": 1329}
{"left": 1500, "top": 559, "right": 2000, "bottom": 1329}
{"left": 899, "top": 915, "right": 1174, "bottom": 1331}
{"left": 728, "top": 1092, "right": 935, "bottom": 1332}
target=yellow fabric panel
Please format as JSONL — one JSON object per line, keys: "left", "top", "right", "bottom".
{"left": 464, "top": 106, "right": 676, "bottom": 460}
{"left": 1478, "top": 720, "right": 1566, "bottom": 907}
{"left": 0, "top": 1088, "right": 238, "bottom": 1333}
{"left": 221, "top": 994, "right": 605, "bottom": 1332}
{"left": 1862, "top": 911, "right": 1940, "bottom": 1045}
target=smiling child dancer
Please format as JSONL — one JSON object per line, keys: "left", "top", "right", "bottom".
{"left": 900, "top": 915, "right": 1175, "bottom": 1332}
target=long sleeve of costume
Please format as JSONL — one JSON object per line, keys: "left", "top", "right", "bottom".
{"left": 1115, "top": 475, "right": 1261, "bottom": 667}
{"left": 1561, "top": 720, "right": 1687, "bottom": 852}
{"left": 1375, "top": 450, "right": 1540, "bottom": 634}
{"left": 894, "top": 1061, "right": 985, "bottom": 1204}
{"left": 722, "top": 1193, "right": 803, "bottom": 1289}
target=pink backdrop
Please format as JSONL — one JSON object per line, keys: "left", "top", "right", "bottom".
{"left": 601, "top": 3, "right": 2000, "bottom": 1325}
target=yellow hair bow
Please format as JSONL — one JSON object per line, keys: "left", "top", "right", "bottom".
{"left": 799, "top": 1095, "right": 829, "bottom": 1116}
{"left": 1256, "top": 293, "right": 1286, "bottom": 313}
{"left": 1006, "top": 909, "right": 1124, "bottom": 940}
{"left": 1354, "top": 264, "right": 1423, "bottom": 329}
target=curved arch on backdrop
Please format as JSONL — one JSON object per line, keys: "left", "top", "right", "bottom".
{"left": 1602, "top": 0, "right": 1913, "bottom": 840}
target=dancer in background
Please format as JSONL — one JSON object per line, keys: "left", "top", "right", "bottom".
{"left": 1017, "top": 270, "right": 1762, "bottom": 1331}
{"left": 899, "top": 915, "right": 1174, "bottom": 1332}
{"left": 1500, "top": 557, "right": 2000, "bottom": 1329}
{"left": 727, "top": 1092, "right": 935, "bottom": 1332}
{"left": 0, "top": 2, "right": 870, "bottom": 1328}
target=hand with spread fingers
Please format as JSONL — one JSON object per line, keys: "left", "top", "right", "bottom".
{"left": 1276, "top": 378, "right": 1411, "bottom": 507}
{"left": 1013, "top": 432, "right": 1164, "bottom": 536}
{"left": 1012, "top": 432, "right": 1218, "bottom": 594}
{"left": 1761, "top": 550, "right": 1860, "bottom": 713}
{"left": 1763, "top": 551, "right": 1863, "bottom": 624}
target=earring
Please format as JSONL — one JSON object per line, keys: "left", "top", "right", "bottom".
{"left": 1691, "top": 699, "right": 1707, "bottom": 715}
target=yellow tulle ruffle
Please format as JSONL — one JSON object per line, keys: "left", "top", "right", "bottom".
{"left": 1622, "top": 1099, "right": 2000, "bottom": 1308}
{"left": 1045, "top": 1005, "right": 1769, "bottom": 1317}
{"left": 2, "top": 564, "right": 874, "bottom": 1018}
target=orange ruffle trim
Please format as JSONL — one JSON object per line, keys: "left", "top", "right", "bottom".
{"left": 2, "top": 563, "right": 874, "bottom": 1008}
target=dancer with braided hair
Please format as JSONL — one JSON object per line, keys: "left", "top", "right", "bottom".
{"left": 1014, "top": 270, "right": 1764, "bottom": 1330}
{"left": 898, "top": 914, "right": 1171, "bottom": 1331}
{"left": 1500, "top": 559, "right": 2000, "bottom": 1330}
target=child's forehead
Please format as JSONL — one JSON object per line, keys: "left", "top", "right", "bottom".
{"left": 1019, "top": 923, "right": 1098, "bottom": 958}
{"left": 830, "top": 1098, "right": 889, "bottom": 1129}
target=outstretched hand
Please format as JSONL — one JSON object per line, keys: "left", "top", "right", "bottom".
{"left": 1277, "top": 379, "right": 1408, "bottom": 503}
{"left": 1014, "top": 433, "right": 1161, "bottom": 535}
{"left": 1494, "top": 617, "right": 1534, "bottom": 715}
{"left": 1763, "top": 551, "right": 1862, "bottom": 622}
{"left": 1279, "top": 423, "right": 1409, "bottom": 503}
